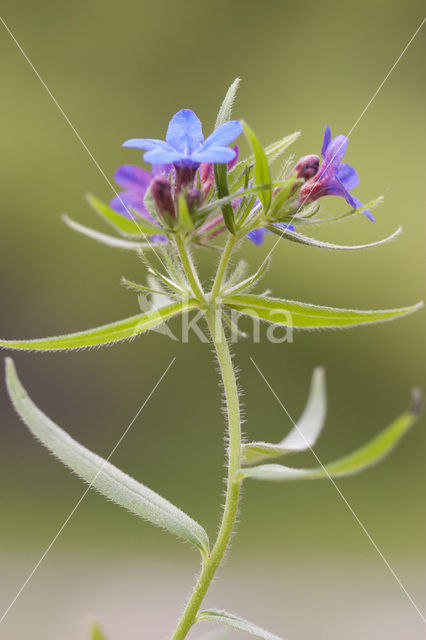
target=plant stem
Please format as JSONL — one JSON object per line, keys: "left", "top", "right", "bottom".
{"left": 211, "top": 235, "right": 237, "bottom": 301}
{"left": 170, "top": 307, "right": 242, "bottom": 640}
{"left": 175, "top": 233, "right": 205, "bottom": 302}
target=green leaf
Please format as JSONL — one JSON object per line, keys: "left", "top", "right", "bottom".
{"left": 265, "top": 224, "right": 402, "bottom": 251}
{"left": 214, "top": 163, "right": 235, "bottom": 234}
{"left": 231, "top": 131, "right": 301, "bottom": 178}
{"left": 262, "top": 131, "right": 301, "bottom": 164}
{"left": 241, "top": 121, "right": 272, "bottom": 212}
{"left": 215, "top": 77, "right": 241, "bottom": 128}
{"left": 241, "top": 389, "right": 423, "bottom": 481}
{"left": 223, "top": 294, "right": 423, "bottom": 330}
{"left": 90, "top": 623, "right": 109, "bottom": 640}
{"left": 269, "top": 178, "right": 301, "bottom": 216}
{"left": 198, "top": 631, "right": 230, "bottom": 640}
{"left": 63, "top": 215, "right": 156, "bottom": 250}
{"left": 0, "top": 300, "right": 197, "bottom": 351}
{"left": 177, "top": 193, "right": 194, "bottom": 231}
{"left": 223, "top": 258, "right": 271, "bottom": 296}
{"left": 5, "top": 359, "right": 210, "bottom": 556}
{"left": 86, "top": 194, "right": 161, "bottom": 237}
{"left": 242, "top": 367, "right": 326, "bottom": 464}
{"left": 296, "top": 196, "right": 384, "bottom": 227}
{"left": 198, "top": 609, "right": 285, "bottom": 640}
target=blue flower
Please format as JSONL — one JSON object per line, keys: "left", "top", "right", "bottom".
{"left": 300, "top": 125, "right": 374, "bottom": 221}
{"left": 248, "top": 223, "right": 295, "bottom": 246}
{"left": 122, "top": 109, "right": 242, "bottom": 168}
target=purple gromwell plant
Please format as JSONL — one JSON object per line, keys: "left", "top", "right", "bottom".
{"left": 1, "top": 78, "right": 423, "bottom": 640}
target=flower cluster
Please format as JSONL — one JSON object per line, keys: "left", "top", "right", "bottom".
{"left": 106, "top": 109, "right": 374, "bottom": 251}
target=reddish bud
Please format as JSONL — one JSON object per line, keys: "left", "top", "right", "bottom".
{"left": 150, "top": 176, "right": 176, "bottom": 220}
{"left": 294, "top": 154, "right": 320, "bottom": 181}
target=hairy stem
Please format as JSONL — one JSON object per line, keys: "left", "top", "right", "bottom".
{"left": 175, "top": 233, "right": 205, "bottom": 301}
{"left": 211, "top": 235, "right": 237, "bottom": 301}
{"left": 170, "top": 307, "right": 242, "bottom": 640}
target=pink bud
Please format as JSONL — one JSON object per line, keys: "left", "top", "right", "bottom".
{"left": 294, "top": 154, "right": 320, "bottom": 181}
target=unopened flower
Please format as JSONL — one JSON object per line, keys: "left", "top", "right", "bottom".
{"left": 294, "top": 154, "right": 320, "bottom": 181}
{"left": 150, "top": 176, "right": 176, "bottom": 222}
{"left": 110, "top": 164, "right": 167, "bottom": 242}
{"left": 299, "top": 125, "right": 374, "bottom": 221}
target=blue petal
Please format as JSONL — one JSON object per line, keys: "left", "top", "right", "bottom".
{"left": 151, "top": 234, "right": 169, "bottom": 244}
{"left": 200, "top": 120, "right": 243, "bottom": 152}
{"left": 110, "top": 191, "right": 149, "bottom": 219}
{"left": 274, "top": 223, "right": 296, "bottom": 233}
{"left": 122, "top": 138, "right": 175, "bottom": 152}
{"left": 247, "top": 228, "right": 265, "bottom": 245}
{"left": 144, "top": 148, "right": 185, "bottom": 165}
{"left": 191, "top": 146, "right": 236, "bottom": 164}
{"left": 321, "top": 125, "right": 332, "bottom": 159}
{"left": 114, "top": 165, "right": 152, "bottom": 190}
{"left": 350, "top": 195, "right": 375, "bottom": 222}
{"left": 166, "top": 109, "right": 204, "bottom": 155}
{"left": 323, "top": 134, "right": 348, "bottom": 166}
{"left": 337, "top": 163, "right": 359, "bottom": 190}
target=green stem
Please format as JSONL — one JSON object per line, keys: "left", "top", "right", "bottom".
{"left": 211, "top": 235, "right": 237, "bottom": 301}
{"left": 175, "top": 233, "right": 205, "bottom": 302}
{"left": 170, "top": 308, "right": 242, "bottom": 640}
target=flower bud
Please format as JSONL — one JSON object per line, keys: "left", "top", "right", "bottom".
{"left": 150, "top": 176, "right": 176, "bottom": 221}
{"left": 294, "top": 154, "right": 320, "bottom": 181}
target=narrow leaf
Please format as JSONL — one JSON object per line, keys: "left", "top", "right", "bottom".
{"left": 214, "top": 163, "right": 235, "bottom": 234}
{"left": 241, "top": 121, "right": 272, "bottom": 212}
{"left": 5, "top": 359, "right": 210, "bottom": 556}
{"left": 198, "top": 609, "right": 285, "bottom": 640}
{"left": 223, "top": 294, "right": 423, "bottom": 330}
{"left": 177, "top": 193, "right": 194, "bottom": 231}
{"left": 63, "top": 215, "right": 156, "bottom": 250}
{"left": 296, "top": 196, "right": 384, "bottom": 227}
{"left": 224, "top": 258, "right": 271, "bottom": 296}
{"left": 241, "top": 389, "right": 423, "bottom": 481}
{"left": 86, "top": 194, "right": 160, "bottom": 237}
{"left": 91, "top": 623, "right": 108, "bottom": 640}
{"left": 198, "top": 631, "right": 230, "bottom": 640}
{"left": 242, "top": 367, "right": 326, "bottom": 464}
{"left": 265, "top": 224, "right": 402, "bottom": 251}
{"left": 231, "top": 132, "right": 301, "bottom": 177}
{"left": 0, "top": 300, "right": 197, "bottom": 351}
{"left": 215, "top": 77, "right": 241, "bottom": 128}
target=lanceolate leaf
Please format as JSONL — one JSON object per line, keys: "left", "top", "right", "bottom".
{"left": 215, "top": 77, "right": 241, "bottom": 128}
{"left": 214, "top": 163, "right": 236, "bottom": 234}
{"left": 232, "top": 131, "right": 301, "bottom": 175}
{"left": 242, "top": 367, "right": 327, "bottom": 464}
{"left": 241, "top": 389, "right": 422, "bottom": 482}
{"left": 265, "top": 224, "right": 402, "bottom": 251}
{"left": 63, "top": 215, "right": 156, "bottom": 250}
{"left": 90, "top": 623, "right": 109, "bottom": 640}
{"left": 198, "top": 609, "right": 285, "bottom": 640}
{"left": 5, "top": 359, "right": 210, "bottom": 556}
{"left": 242, "top": 121, "right": 272, "bottom": 212}
{"left": 0, "top": 300, "right": 197, "bottom": 351}
{"left": 223, "top": 294, "right": 423, "bottom": 330}
{"left": 86, "top": 194, "right": 161, "bottom": 237}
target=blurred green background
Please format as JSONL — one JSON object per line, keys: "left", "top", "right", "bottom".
{"left": 0, "top": 1, "right": 425, "bottom": 638}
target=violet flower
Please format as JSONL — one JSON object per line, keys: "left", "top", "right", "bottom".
{"left": 300, "top": 125, "right": 374, "bottom": 221}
